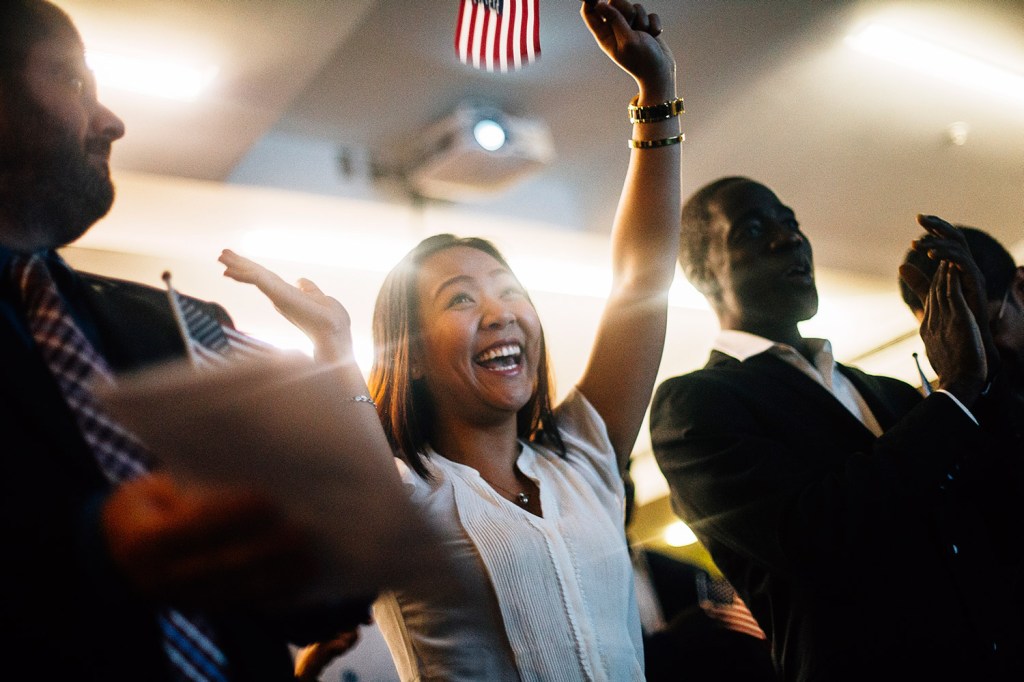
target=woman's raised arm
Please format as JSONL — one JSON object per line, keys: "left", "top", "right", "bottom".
{"left": 576, "top": 0, "right": 682, "bottom": 471}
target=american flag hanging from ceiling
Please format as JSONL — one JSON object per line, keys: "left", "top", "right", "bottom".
{"left": 455, "top": 0, "right": 541, "bottom": 72}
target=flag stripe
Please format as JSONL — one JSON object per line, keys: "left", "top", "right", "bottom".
{"left": 455, "top": 0, "right": 471, "bottom": 63}
{"left": 521, "top": 0, "right": 529, "bottom": 63}
{"left": 461, "top": 1, "right": 477, "bottom": 66}
{"left": 483, "top": 3, "right": 495, "bottom": 72}
{"left": 456, "top": 0, "right": 538, "bottom": 72}
{"left": 471, "top": 3, "right": 485, "bottom": 69}
{"left": 488, "top": 2, "right": 501, "bottom": 72}
{"left": 500, "top": 0, "right": 513, "bottom": 72}
{"left": 164, "top": 275, "right": 277, "bottom": 370}
{"left": 531, "top": 0, "right": 540, "bottom": 58}
{"left": 511, "top": 0, "right": 522, "bottom": 70}
{"left": 702, "top": 597, "right": 768, "bottom": 640}
{"left": 525, "top": 0, "right": 537, "bottom": 62}
{"left": 698, "top": 577, "right": 768, "bottom": 641}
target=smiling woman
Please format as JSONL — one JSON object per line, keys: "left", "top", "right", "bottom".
{"left": 220, "top": 0, "right": 682, "bottom": 679}
{"left": 369, "top": 235, "right": 556, "bottom": 483}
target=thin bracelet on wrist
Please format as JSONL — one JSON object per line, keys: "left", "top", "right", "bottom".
{"left": 628, "top": 133, "right": 685, "bottom": 149}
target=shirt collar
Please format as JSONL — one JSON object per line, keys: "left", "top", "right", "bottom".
{"left": 713, "top": 329, "right": 833, "bottom": 366}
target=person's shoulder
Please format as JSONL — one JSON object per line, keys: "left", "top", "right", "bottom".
{"left": 79, "top": 271, "right": 232, "bottom": 326}
{"left": 654, "top": 353, "right": 745, "bottom": 403}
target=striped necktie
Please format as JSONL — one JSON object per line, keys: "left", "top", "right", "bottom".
{"left": 11, "top": 253, "right": 230, "bottom": 682}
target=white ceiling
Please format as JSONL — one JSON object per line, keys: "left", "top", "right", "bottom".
{"left": 56, "top": 0, "right": 1024, "bottom": 279}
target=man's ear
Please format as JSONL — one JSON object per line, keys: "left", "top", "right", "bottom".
{"left": 1010, "top": 266, "right": 1024, "bottom": 306}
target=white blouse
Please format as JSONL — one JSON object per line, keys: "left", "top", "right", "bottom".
{"left": 374, "top": 389, "right": 644, "bottom": 682}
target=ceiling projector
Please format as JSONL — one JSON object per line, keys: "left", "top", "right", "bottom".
{"left": 404, "top": 106, "right": 555, "bottom": 202}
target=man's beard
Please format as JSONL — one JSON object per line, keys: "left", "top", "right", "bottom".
{"left": 0, "top": 93, "right": 116, "bottom": 249}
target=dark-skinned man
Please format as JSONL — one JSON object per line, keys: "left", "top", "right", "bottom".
{"left": 650, "top": 177, "right": 1024, "bottom": 682}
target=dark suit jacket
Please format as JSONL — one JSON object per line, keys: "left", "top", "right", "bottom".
{"left": 1, "top": 270, "right": 361, "bottom": 681}
{"left": 650, "top": 350, "right": 1024, "bottom": 682}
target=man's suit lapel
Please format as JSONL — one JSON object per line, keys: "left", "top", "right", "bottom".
{"left": 836, "top": 364, "right": 905, "bottom": 432}
{"left": 716, "top": 350, "right": 881, "bottom": 445}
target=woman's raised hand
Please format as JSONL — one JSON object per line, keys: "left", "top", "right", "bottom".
{"left": 580, "top": 0, "right": 674, "bottom": 94}
{"left": 219, "top": 249, "right": 353, "bottom": 362}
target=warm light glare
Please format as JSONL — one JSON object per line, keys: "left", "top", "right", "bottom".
{"left": 473, "top": 119, "right": 507, "bottom": 151}
{"left": 240, "top": 228, "right": 417, "bottom": 273}
{"left": 507, "top": 256, "right": 610, "bottom": 299}
{"left": 664, "top": 521, "right": 698, "bottom": 547}
{"left": 241, "top": 326, "right": 313, "bottom": 356}
{"left": 240, "top": 229, "right": 710, "bottom": 310}
{"left": 845, "top": 23, "right": 1024, "bottom": 104}
{"left": 86, "top": 50, "right": 218, "bottom": 101}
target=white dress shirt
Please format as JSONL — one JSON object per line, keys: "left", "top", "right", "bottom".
{"left": 374, "top": 389, "right": 644, "bottom": 682}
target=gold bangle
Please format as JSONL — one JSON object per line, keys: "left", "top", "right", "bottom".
{"left": 628, "top": 133, "right": 685, "bottom": 149}
{"left": 628, "top": 95, "right": 685, "bottom": 124}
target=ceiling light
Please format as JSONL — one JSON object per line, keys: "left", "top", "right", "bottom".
{"left": 86, "top": 50, "right": 218, "bottom": 101}
{"left": 664, "top": 521, "right": 698, "bottom": 547}
{"left": 473, "top": 118, "right": 507, "bottom": 151}
{"left": 844, "top": 23, "right": 1024, "bottom": 104}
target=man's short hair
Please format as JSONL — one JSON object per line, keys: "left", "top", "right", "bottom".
{"left": 678, "top": 176, "right": 752, "bottom": 299}
{"left": 899, "top": 226, "right": 1017, "bottom": 312}
{"left": 0, "top": 1, "right": 74, "bottom": 81}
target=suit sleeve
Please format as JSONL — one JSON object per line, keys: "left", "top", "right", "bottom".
{"left": 650, "top": 372, "right": 981, "bottom": 583}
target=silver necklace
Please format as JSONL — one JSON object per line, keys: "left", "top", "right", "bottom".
{"left": 480, "top": 476, "right": 531, "bottom": 507}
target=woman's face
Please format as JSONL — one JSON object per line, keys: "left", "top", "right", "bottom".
{"left": 413, "top": 246, "right": 542, "bottom": 425}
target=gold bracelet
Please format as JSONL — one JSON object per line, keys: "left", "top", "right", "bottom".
{"left": 628, "top": 95, "right": 685, "bottom": 124}
{"left": 628, "top": 133, "right": 685, "bottom": 149}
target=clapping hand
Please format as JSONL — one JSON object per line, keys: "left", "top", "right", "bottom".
{"left": 900, "top": 215, "right": 999, "bottom": 403}
{"left": 901, "top": 252, "right": 988, "bottom": 405}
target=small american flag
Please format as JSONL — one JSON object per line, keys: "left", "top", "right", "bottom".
{"left": 697, "top": 573, "right": 768, "bottom": 641}
{"left": 162, "top": 271, "right": 276, "bottom": 368}
{"left": 455, "top": 0, "right": 541, "bottom": 72}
